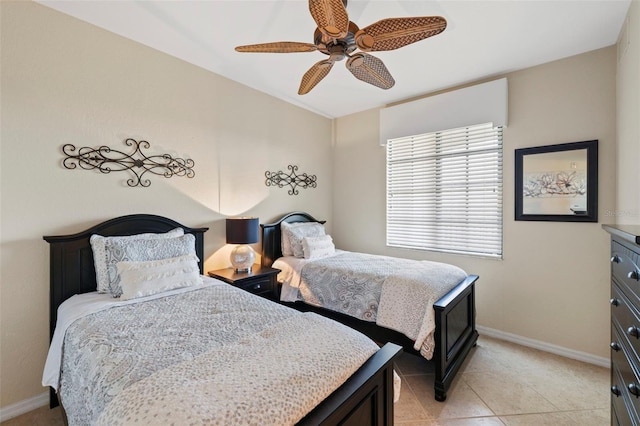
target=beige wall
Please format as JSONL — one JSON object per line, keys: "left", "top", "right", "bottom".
{"left": 0, "top": 2, "right": 332, "bottom": 408}
{"left": 616, "top": 0, "right": 640, "bottom": 223}
{"left": 334, "top": 47, "right": 617, "bottom": 360}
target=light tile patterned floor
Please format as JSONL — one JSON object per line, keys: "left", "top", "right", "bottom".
{"left": 2, "top": 335, "right": 609, "bottom": 425}
{"left": 393, "top": 335, "right": 609, "bottom": 425}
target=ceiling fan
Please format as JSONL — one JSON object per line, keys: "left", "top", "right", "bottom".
{"left": 235, "top": 0, "right": 447, "bottom": 95}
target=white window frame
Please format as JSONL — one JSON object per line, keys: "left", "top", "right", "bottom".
{"left": 386, "top": 123, "right": 503, "bottom": 258}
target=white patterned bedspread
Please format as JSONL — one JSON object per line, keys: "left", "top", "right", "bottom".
{"left": 274, "top": 251, "right": 467, "bottom": 359}
{"left": 46, "top": 277, "right": 380, "bottom": 425}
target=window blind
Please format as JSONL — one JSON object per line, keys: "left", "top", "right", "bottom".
{"left": 386, "top": 123, "right": 503, "bottom": 258}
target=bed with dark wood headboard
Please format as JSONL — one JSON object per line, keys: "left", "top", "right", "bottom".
{"left": 261, "top": 211, "right": 479, "bottom": 402}
{"left": 43, "top": 214, "right": 208, "bottom": 342}
{"left": 44, "top": 214, "right": 401, "bottom": 425}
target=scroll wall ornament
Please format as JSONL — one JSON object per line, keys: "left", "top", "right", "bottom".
{"left": 265, "top": 165, "right": 317, "bottom": 195}
{"left": 62, "top": 138, "right": 195, "bottom": 187}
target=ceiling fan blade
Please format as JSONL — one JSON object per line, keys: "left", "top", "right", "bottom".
{"left": 346, "top": 53, "right": 394, "bottom": 90}
{"left": 235, "top": 42, "right": 318, "bottom": 53}
{"left": 309, "top": 0, "right": 349, "bottom": 39}
{"left": 299, "top": 59, "right": 335, "bottom": 95}
{"left": 355, "top": 16, "right": 446, "bottom": 52}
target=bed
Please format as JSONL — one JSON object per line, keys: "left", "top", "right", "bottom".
{"left": 43, "top": 214, "right": 402, "bottom": 425}
{"left": 261, "top": 211, "right": 479, "bottom": 402}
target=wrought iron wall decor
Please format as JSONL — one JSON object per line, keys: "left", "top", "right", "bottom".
{"left": 265, "top": 165, "right": 317, "bottom": 195}
{"left": 62, "top": 138, "right": 195, "bottom": 187}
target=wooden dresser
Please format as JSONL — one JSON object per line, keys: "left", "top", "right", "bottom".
{"left": 604, "top": 225, "right": 640, "bottom": 425}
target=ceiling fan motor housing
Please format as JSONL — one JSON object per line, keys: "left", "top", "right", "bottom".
{"left": 313, "top": 22, "right": 359, "bottom": 60}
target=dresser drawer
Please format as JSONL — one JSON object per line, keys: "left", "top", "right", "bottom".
{"left": 611, "top": 325, "right": 640, "bottom": 424}
{"left": 612, "top": 241, "right": 640, "bottom": 300}
{"left": 612, "top": 364, "right": 637, "bottom": 426}
{"left": 612, "top": 284, "right": 640, "bottom": 363}
{"left": 612, "top": 398, "right": 634, "bottom": 426}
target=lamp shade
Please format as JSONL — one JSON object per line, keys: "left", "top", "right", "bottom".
{"left": 226, "top": 217, "right": 259, "bottom": 244}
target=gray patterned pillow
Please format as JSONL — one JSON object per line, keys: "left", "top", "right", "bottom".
{"left": 281, "top": 222, "right": 326, "bottom": 258}
{"left": 91, "top": 228, "right": 184, "bottom": 294}
{"left": 104, "top": 233, "right": 196, "bottom": 297}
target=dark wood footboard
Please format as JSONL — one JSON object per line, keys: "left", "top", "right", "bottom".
{"left": 432, "top": 274, "right": 479, "bottom": 401}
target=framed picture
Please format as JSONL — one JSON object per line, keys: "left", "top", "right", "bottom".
{"left": 515, "top": 140, "right": 598, "bottom": 222}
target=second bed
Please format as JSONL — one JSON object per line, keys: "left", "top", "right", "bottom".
{"left": 261, "top": 211, "right": 479, "bottom": 402}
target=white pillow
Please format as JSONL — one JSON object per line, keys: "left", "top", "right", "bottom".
{"left": 302, "top": 235, "right": 335, "bottom": 259}
{"left": 104, "top": 233, "right": 196, "bottom": 297}
{"left": 117, "top": 254, "right": 202, "bottom": 301}
{"left": 282, "top": 222, "right": 326, "bottom": 258}
{"left": 91, "top": 228, "right": 184, "bottom": 294}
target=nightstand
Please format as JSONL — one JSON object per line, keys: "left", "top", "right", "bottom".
{"left": 208, "top": 265, "right": 280, "bottom": 300}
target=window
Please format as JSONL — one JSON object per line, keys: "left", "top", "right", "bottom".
{"left": 386, "top": 123, "right": 503, "bottom": 258}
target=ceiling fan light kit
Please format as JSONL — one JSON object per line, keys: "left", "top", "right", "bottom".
{"left": 235, "top": 0, "right": 446, "bottom": 95}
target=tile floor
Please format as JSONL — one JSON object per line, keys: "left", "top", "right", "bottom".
{"left": 2, "top": 335, "right": 609, "bottom": 425}
{"left": 393, "top": 335, "right": 609, "bottom": 425}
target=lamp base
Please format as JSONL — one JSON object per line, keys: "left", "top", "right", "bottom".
{"left": 230, "top": 244, "right": 256, "bottom": 273}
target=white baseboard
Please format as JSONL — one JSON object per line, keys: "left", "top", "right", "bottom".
{"left": 477, "top": 325, "right": 610, "bottom": 368}
{"left": 0, "top": 391, "right": 49, "bottom": 422}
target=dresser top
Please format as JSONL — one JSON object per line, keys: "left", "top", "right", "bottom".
{"left": 603, "top": 224, "right": 640, "bottom": 245}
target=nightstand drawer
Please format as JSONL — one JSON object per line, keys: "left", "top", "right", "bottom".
{"left": 208, "top": 265, "right": 280, "bottom": 299}
{"left": 235, "top": 278, "right": 273, "bottom": 296}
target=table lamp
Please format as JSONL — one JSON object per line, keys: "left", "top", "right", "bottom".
{"left": 226, "top": 217, "right": 259, "bottom": 273}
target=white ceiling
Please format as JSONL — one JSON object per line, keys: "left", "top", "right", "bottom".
{"left": 38, "top": 0, "right": 630, "bottom": 119}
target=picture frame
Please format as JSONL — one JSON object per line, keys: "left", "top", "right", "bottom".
{"left": 515, "top": 140, "right": 598, "bottom": 222}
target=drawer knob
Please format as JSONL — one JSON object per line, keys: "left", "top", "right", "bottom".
{"left": 629, "top": 383, "right": 640, "bottom": 397}
{"left": 612, "top": 255, "right": 621, "bottom": 263}
{"left": 629, "top": 270, "right": 640, "bottom": 281}
{"left": 611, "top": 298, "right": 620, "bottom": 306}
{"left": 611, "top": 342, "right": 622, "bottom": 351}
{"left": 612, "top": 385, "right": 622, "bottom": 396}
{"left": 628, "top": 326, "right": 640, "bottom": 338}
